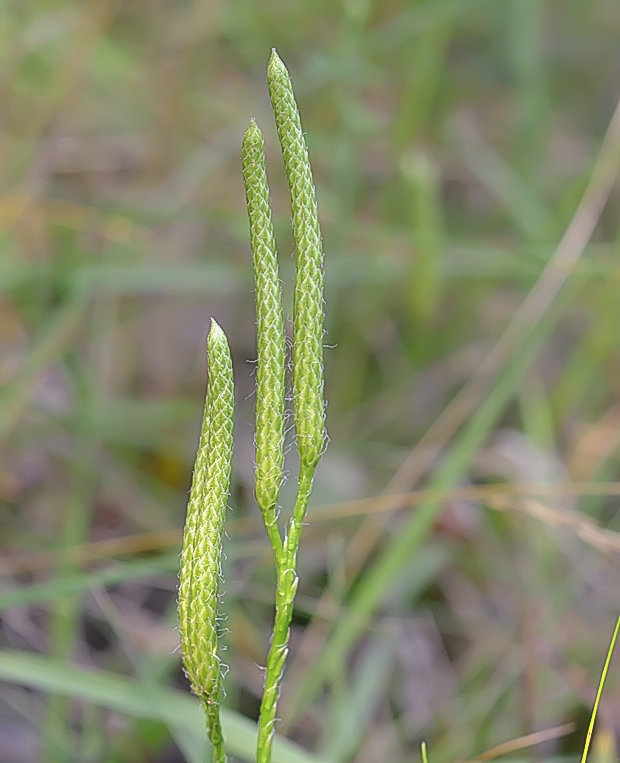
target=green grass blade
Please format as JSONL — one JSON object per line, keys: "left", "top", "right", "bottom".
{"left": 0, "top": 649, "right": 327, "bottom": 763}
{"left": 287, "top": 280, "right": 580, "bottom": 722}
{"left": 580, "top": 615, "right": 620, "bottom": 763}
{"left": 320, "top": 633, "right": 395, "bottom": 763}
{"left": 0, "top": 298, "right": 87, "bottom": 441}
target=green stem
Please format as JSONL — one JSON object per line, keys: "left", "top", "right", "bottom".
{"left": 265, "top": 516, "right": 284, "bottom": 559}
{"left": 256, "top": 464, "right": 315, "bottom": 763}
{"left": 202, "top": 699, "right": 226, "bottom": 763}
{"left": 285, "top": 464, "right": 315, "bottom": 567}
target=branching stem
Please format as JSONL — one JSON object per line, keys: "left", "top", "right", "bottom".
{"left": 257, "top": 463, "right": 316, "bottom": 763}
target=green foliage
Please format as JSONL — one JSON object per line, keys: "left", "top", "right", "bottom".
{"left": 0, "top": 651, "right": 325, "bottom": 763}
{"left": 1, "top": 4, "right": 620, "bottom": 763}
{"left": 178, "top": 50, "right": 326, "bottom": 762}
{"left": 580, "top": 616, "right": 620, "bottom": 763}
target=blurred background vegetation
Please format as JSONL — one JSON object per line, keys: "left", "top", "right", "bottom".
{"left": 1, "top": 1, "right": 620, "bottom": 761}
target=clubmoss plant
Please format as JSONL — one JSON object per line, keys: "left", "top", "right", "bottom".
{"left": 178, "top": 49, "right": 325, "bottom": 763}
{"left": 267, "top": 49, "right": 325, "bottom": 473}
{"left": 178, "top": 320, "right": 234, "bottom": 763}
{"left": 242, "top": 118, "right": 286, "bottom": 558}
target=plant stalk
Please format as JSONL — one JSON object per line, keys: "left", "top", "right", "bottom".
{"left": 256, "top": 463, "right": 315, "bottom": 763}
